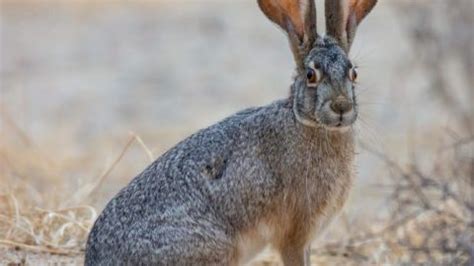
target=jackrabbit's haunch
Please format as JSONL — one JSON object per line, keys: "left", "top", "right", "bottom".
{"left": 85, "top": 0, "right": 378, "bottom": 265}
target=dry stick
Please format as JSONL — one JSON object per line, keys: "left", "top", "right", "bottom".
{"left": 129, "top": 131, "right": 154, "bottom": 162}
{"left": 6, "top": 193, "right": 21, "bottom": 240}
{"left": 439, "top": 135, "right": 474, "bottom": 151}
{"left": 55, "top": 205, "right": 98, "bottom": 223}
{"left": 34, "top": 207, "right": 90, "bottom": 232}
{"left": 0, "top": 107, "right": 32, "bottom": 147}
{"left": 330, "top": 145, "right": 471, "bottom": 254}
{"left": 314, "top": 210, "right": 423, "bottom": 254}
{"left": 359, "top": 141, "right": 433, "bottom": 209}
{"left": 86, "top": 135, "right": 136, "bottom": 201}
{"left": 54, "top": 205, "right": 96, "bottom": 213}
{"left": 0, "top": 215, "right": 64, "bottom": 249}
{"left": 0, "top": 239, "right": 82, "bottom": 255}
{"left": 85, "top": 132, "right": 157, "bottom": 202}
{"left": 411, "top": 165, "right": 469, "bottom": 215}
{"left": 0, "top": 106, "right": 57, "bottom": 170}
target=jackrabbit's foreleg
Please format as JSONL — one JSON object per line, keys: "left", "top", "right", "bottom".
{"left": 279, "top": 234, "right": 312, "bottom": 266}
{"left": 280, "top": 245, "right": 308, "bottom": 266}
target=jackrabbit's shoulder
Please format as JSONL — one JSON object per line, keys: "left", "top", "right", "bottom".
{"left": 89, "top": 100, "right": 291, "bottom": 226}
{"left": 119, "top": 99, "right": 290, "bottom": 188}
{"left": 171, "top": 99, "right": 291, "bottom": 149}
{"left": 210, "top": 99, "right": 290, "bottom": 131}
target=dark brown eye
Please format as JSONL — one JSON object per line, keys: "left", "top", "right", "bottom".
{"left": 349, "top": 67, "right": 358, "bottom": 82}
{"left": 306, "top": 68, "right": 319, "bottom": 85}
{"left": 306, "top": 68, "right": 314, "bottom": 80}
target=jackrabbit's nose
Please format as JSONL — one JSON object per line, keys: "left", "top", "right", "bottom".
{"left": 330, "top": 99, "right": 353, "bottom": 115}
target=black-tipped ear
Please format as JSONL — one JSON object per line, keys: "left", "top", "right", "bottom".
{"left": 325, "top": 0, "right": 377, "bottom": 53}
{"left": 303, "top": 0, "right": 318, "bottom": 46}
{"left": 258, "top": 0, "right": 318, "bottom": 71}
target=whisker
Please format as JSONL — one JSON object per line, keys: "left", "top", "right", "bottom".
{"left": 354, "top": 116, "right": 386, "bottom": 152}
{"left": 351, "top": 123, "right": 382, "bottom": 158}
{"left": 357, "top": 101, "right": 388, "bottom": 106}
{"left": 350, "top": 42, "right": 376, "bottom": 68}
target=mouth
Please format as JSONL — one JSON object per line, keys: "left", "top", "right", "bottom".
{"left": 317, "top": 113, "right": 357, "bottom": 132}
{"left": 323, "top": 122, "right": 351, "bottom": 132}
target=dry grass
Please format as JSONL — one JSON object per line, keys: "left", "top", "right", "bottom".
{"left": 340, "top": 138, "right": 473, "bottom": 264}
{"left": 0, "top": 109, "right": 155, "bottom": 259}
{"left": 1, "top": 112, "right": 94, "bottom": 256}
{"left": 1, "top": 0, "right": 473, "bottom": 265}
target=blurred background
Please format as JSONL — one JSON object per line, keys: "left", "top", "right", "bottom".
{"left": 0, "top": 0, "right": 472, "bottom": 265}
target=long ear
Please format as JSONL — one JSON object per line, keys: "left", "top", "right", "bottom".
{"left": 258, "top": 0, "right": 318, "bottom": 71}
{"left": 325, "top": 0, "right": 377, "bottom": 53}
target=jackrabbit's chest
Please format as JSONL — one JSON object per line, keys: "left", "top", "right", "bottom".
{"left": 236, "top": 170, "right": 351, "bottom": 263}
{"left": 305, "top": 170, "right": 352, "bottom": 238}
{"left": 280, "top": 156, "right": 354, "bottom": 238}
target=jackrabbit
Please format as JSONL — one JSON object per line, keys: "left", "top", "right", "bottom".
{"left": 85, "top": 0, "right": 377, "bottom": 265}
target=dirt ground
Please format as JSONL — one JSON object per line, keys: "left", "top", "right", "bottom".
{"left": 0, "top": 247, "right": 363, "bottom": 266}
{"left": 0, "top": 248, "right": 84, "bottom": 265}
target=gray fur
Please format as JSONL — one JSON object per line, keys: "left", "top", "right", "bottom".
{"left": 85, "top": 0, "right": 377, "bottom": 265}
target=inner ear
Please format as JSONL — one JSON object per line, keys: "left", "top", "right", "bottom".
{"left": 258, "top": 0, "right": 318, "bottom": 70}
{"left": 257, "top": 0, "right": 306, "bottom": 40}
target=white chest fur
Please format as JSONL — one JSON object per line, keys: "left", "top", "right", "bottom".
{"left": 235, "top": 170, "right": 351, "bottom": 264}
{"left": 236, "top": 222, "right": 274, "bottom": 264}
{"left": 236, "top": 205, "right": 342, "bottom": 264}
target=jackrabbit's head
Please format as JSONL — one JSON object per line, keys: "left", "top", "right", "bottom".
{"left": 258, "top": 0, "right": 377, "bottom": 130}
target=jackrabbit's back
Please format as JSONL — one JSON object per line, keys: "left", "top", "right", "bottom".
{"left": 85, "top": 100, "right": 296, "bottom": 265}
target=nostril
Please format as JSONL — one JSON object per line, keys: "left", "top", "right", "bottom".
{"left": 330, "top": 100, "right": 353, "bottom": 114}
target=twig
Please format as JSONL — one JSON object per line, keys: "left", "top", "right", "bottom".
{"left": 85, "top": 135, "right": 136, "bottom": 200}
{"left": 34, "top": 207, "right": 90, "bottom": 232}
{"left": 360, "top": 141, "right": 433, "bottom": 209}
{"left": 129, "top": 131, "right": 154, "bottom": 162}
{"left": 0, "top": 239, "right": 82, "bottom": 255}
{"left": 0, "top": 106, "right": 32, "bottom": 147}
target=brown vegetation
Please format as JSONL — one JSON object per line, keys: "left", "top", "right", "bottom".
{"left": 1, "top": 0, "right": 472, "bottom": 265}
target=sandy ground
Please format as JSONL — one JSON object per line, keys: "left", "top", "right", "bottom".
{"left": 0, "top": 0, "right": 456, "bottom": 265}
{"left": 0, "top": 247, "right": 363, "bottom": 266}
{"left": 0, "top": 248, "right": 84, "bottom": 265}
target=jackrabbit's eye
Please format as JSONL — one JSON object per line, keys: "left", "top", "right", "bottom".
{"left": 306, "top": 68, "right": 319, "bottom": 86}
{"left": 349, "top": 67, "right": 358, "bottom": 82}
